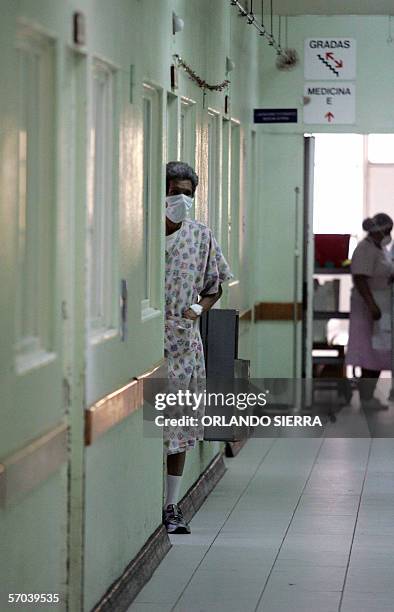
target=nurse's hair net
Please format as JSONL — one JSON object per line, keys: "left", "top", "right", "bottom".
{"left": 362, "top": 213, "right": 393, "bottom": 233}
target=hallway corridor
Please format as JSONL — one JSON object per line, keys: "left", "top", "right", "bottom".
{"left": 129, "top": 435, "right": 394, "bottom": 612}
{"left": 3, "top": 3, "right": 394, "bottom": 609}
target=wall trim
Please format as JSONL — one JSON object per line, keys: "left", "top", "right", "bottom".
{"left": 85, "top": 379, "right": 142, "bottom": 446}
{"left": 0, "top": 422, "right": 68, "bottom": 507}
{"left": 137, "top": 358, "right": 168, "bottom": 381}
{"left": 239, "top": 307, "right": 253, "bottom": 321}
{"left": 85, "top": 359, "right": 166, "bottom": 446}
{"left": 92, "top": 450, "right": 226, "bottom": 611}
{"left": 254, "top": 302, "right": 303, "bottom": 321}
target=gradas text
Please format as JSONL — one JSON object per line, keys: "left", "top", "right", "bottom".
{"left": 309, "top": 40, "right": 351, "bottom": 49}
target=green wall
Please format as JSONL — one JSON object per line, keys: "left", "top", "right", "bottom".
{"left": 0, "top": 1, "right": 260, "bottom": 610}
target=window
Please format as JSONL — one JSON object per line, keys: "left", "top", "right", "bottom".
{"left": 312, "top": 134, "right": 363, "bottom": 237}
{"left": 143, "top": 96, "right": 152, "bottom": 301}
{"left": 207, "top": 110, "right": 221, "bottom": 234}
{"left": 142, "top": 84, "right": 161, "bottom": 319}
{"left": 15, "top": 30, "right": 56, "bottom": 369}
{"left": 221, "top": 118, "right": 231, "bottom": 260}
{"left": 366, "top": 134, "right": 394, "bottom": 232}
{"left": 179, "top": 97, "right": 196, "bottom": 167}
{"left": 166, "top": 92, "right": 178, "bottom": 161}
{"left": 367, "top": 134, "right": 394, "bottom": 164}
{"left": 228, "top": 121, "right": 241, "bottom": 278}
{"left": 88, "top": 60, "right": 118, "bottom": 337}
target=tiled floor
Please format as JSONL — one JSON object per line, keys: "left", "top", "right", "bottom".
{"left": 128, "top": 426, "right": 394, "bottom": 612}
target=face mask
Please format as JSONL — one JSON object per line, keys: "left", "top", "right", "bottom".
{"left": 165, "top": 194, "right": 193, "bottom": 223}
{"left": 381, "top": 235, "right": 391, "bottom": 247}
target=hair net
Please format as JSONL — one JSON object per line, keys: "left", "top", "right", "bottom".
{"left": 362, "top": 213, "right": 393, "bottom": 233}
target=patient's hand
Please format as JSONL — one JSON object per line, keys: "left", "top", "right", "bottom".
{"left": 183, "top": 308, "right": 199, "bottom": 320}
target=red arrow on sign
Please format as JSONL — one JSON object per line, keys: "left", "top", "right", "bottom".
{"left": 325, "top": 52, "right": 344, "bottom": 69}
{"left": 325, "top": 112, "right": 334, "bottom": 122}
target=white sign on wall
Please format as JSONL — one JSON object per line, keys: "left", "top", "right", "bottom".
{"left": 303, "top": 82, "right": 356, "bottom": 125}
{"left": 304, "top": 38, "right": 356, "bottom": 80}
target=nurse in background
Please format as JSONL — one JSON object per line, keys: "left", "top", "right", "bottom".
{"left": 346, "top": 213, "right": 394, "bottom": 408}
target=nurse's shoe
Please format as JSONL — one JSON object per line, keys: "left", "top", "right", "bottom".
{"left": 361, "top": 397, "right": 389, "bottom": 410}
{"left": 163, "top": 504, "right": 191, "bottom": 534}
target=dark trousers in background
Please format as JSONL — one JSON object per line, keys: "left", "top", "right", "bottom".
{"left": 359, "top": 368, "right": 380, "bottom": 401}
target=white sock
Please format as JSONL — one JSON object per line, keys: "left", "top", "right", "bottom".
{"left": 165, "top": 475, "right": 182, "bottom": 508}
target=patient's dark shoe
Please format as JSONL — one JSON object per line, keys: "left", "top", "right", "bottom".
{"left": 163, "top": 504, "right": 191, "bottom": 534}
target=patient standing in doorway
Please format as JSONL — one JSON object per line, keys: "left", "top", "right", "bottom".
{"left": 163, "top": 161, "right": 233, "bottom": 534}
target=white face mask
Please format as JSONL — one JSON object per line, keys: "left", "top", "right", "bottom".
{"left": 165, "top": 194, "right": 193, "bottom": 223}
{"left": 381, "top": 235, "right": 391, "bottom": 247}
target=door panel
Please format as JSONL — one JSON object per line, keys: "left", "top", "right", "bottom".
{"left": 83, "top": 9, "right": 166, "bottom": 607}
{"left": 255, "top": 133, "right": 305, "bottom": 379}
{"left": 303, "top": 136, "right": 315, "bottom": 382}
{"left": 2, "top": 14, "right": 63, "bottom": 458}
{"left": 0, "top": 5, "right": 69, "bottom": 608}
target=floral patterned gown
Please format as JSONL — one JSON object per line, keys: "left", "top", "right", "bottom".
{"left": 164, "top": 218, "right": 233, "bottom": 454}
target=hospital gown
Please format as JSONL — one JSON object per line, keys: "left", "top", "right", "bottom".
{"left": 164, "top": 218, "right": 233, "bottom": 454}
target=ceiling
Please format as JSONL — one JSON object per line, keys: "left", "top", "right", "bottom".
{"left": 252, "top": 1, "right": 394, "bottom": 15}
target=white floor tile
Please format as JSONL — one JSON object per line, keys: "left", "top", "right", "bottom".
{"left": 127, "top": 604, "right": 173, "bottom": 612}
{"left": 265, "top": 564, "right": 345, "bottom": 592}
{"left": 173, "top": 599, "right": 258, "bottom": 612}
{"left": 288, "top": 513, "right": 356, "bottom": 536}
{"left": 175, "top": 567, "right": 264, "bottom": 603}
{"left": 133, "top": 564, "right": 195, "bottom": 604}
{"left": 279, "top": 533, "right": 353, "bottom": 553}
{"left": 296, "top": 494, "right": 360, "bottom": 515}
{"left": 351, "top": 533, "right": 394, "bottom": 555}
{"left": 344, "top": 565, "right": 394, "bottom": 593}
{"left": 277, "top": 547, "right": 350, "bottom": 567}
{"left": 157, "top": 544, "right": 209, "bottom": 569}
{"left": 257, "top": 588, "right": 342, "bottom": 612}
{"left": 341, "top": 591, "right": 394, "bottom": 612}
{"left": 198, "top": 545, "right": 274, "bottom": 571}
{"left": 127, "top": 437, "right": 394, "bottom": 611}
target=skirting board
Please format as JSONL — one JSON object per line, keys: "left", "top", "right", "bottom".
{"left": 92, "top": 451, "right": 226, "bottom": 611}
{"left": 91, "top": 524, "right": 170, "bottom": 612}
{"left": 178, "top": 451, "right": 226, "bottom": 524}
{"left": 225, "top": 439, "right": 248, "bottom": 458}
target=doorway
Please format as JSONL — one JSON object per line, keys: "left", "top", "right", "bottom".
{"left": 304, "top": 133, "right": 394, "bottom": 390}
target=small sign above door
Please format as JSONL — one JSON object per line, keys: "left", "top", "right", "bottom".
{"left": 254, "top": 108, "right": 298, "bottom": 124}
